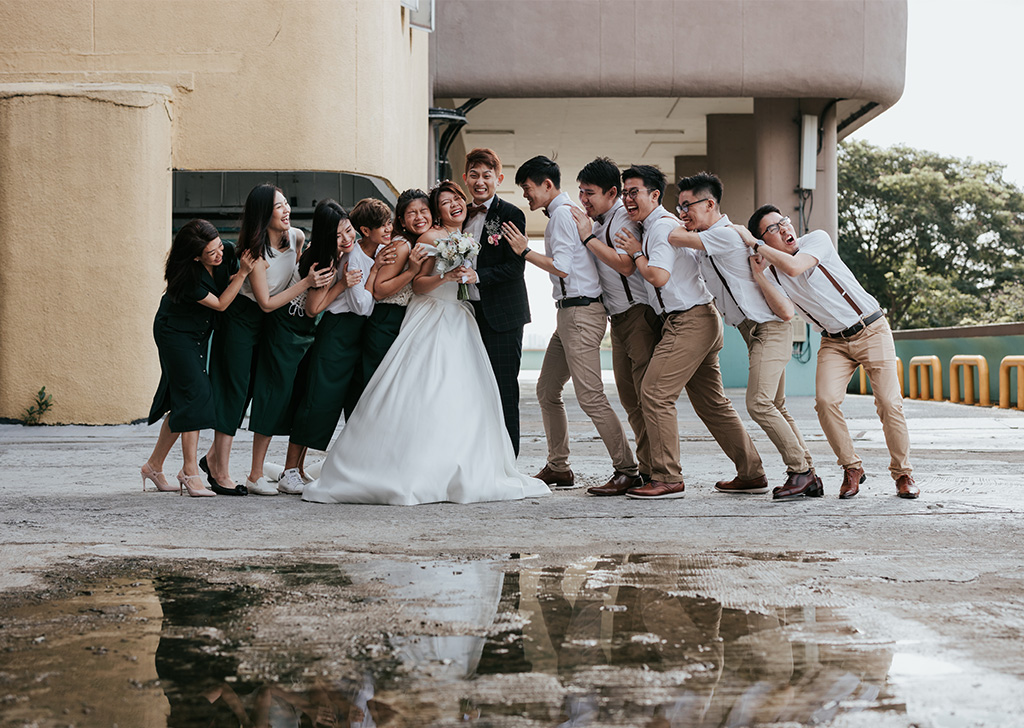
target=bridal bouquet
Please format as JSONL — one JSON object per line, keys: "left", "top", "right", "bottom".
{"left": 434, "top": 230, "right": 481, "bottom": 300}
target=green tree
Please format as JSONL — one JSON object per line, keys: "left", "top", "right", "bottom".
{"left": 838, "top": 139, "right": 1024, "bottom": 328}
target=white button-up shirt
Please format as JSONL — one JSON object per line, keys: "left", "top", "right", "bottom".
{"left": 325, "top": 243, "right": 376, "bottom": 316}
{"left": 545, "top": 192, "right": 602, "bottom": 300}
{"left": 698, "top": 214, "right": 784, "bottom": 326}
{"left": 641, "top": 207, "right": 713, "bottom": 314}
{"left": 592, "top": 200, "right": 648, "bottom": 316}
{"left": 771, "top": 230, "right": 882, "bottom": 334}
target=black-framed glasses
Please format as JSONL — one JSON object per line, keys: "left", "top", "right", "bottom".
{"left": 763, "top": 216, "right": 792, "bottom": 236}
{"left": 622, "top": 187, "right": 649, "bottom": 200}
{"left": 676, "top": 198, "right": 710, "bottom": 215}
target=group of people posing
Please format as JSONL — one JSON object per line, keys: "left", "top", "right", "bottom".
{"left": 140, "top": 147, "right": 919, "bottom": 505}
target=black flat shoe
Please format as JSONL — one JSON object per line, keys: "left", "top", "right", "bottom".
{"left": 209, "top": 479, "right": 248, "bottom": 496}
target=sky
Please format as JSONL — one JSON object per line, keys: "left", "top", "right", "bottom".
{"left": 849, "top": 0, "right": 1024, "bottom": 186}
{"left": 522, "top": 0, "right": 1023, "bottom": 348}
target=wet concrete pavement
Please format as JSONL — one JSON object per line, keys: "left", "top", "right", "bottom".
{"left": 1, "top": 381, "right": 1023, "bottom": 726}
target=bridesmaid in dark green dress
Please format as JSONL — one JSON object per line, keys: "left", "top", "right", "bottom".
{"left": 203, "top": 184, "right": 332, "bottom": 496}
{"left": 141, "top": 219, "right": 254, "bottom": 497}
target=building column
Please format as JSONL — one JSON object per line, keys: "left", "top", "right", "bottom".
{"left": 0, "top": 83, "right": 172, "bottom": 424}
{"left": 754, "top": 97, "right": 838, "bottom": 242}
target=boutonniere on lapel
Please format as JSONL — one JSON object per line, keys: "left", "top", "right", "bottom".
{"left": 484, "top": 219, "right": 503, "bottom": 246}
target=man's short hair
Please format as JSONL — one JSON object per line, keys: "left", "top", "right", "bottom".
{"left": 621, "top": 164, "right": 666, "bottom": 202}
{"left": 577, "top": 157, "right": 621, "bottom": 195}
{"left": 677, "top": 172, "right": 723, "bottom": 206}
{"left": 748, "top": 203, "right": 782, "bottom": 239}
{"left": 515, "top": 155, "right": 561, "bottom": 189}
{"left": 349, "top": 197, "right": 393, "bottom": 234}
{"left": 464, "top": 147, "right": 502, "bottom": 175}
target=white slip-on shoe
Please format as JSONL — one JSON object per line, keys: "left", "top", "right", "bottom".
{"left": 246, "top": 476, "right": 278, "bottom": 496}
{"left": 277, "top": 468, "right": 305, "bottom": 495}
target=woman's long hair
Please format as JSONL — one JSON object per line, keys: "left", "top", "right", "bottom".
{"left": 393, "top": 188, "right": 430, "bottom": 241}
{"left": 299, "top": 199, "right": 348, "bottom": 277}
{"left": 166, "top": 219, "right": 219, "bottom": 303}
{"left": 236, "top": 183, "right": 283, "bottom": 260}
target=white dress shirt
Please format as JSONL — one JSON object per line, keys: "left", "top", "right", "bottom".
{"left": 545, "top": 192, "right": 602, "bottom": 300}
{"left": 325, "top": 244, "right": 375, "bottom": 316}
{"left": 640, "top": 207, "right": 713, "bottom": 314}
{"left": 698, "top": 214, "right": 784, "bottom": 326}
{"left": 592, "top": 199, "right": 649, "bottom": 316}
{"left": 771, "top": 230, "right": 882, "bottom": 334}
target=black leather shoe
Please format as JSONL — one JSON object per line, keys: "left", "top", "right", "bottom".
{"left": 209, "top": 480, "right": 248, "bottom": 496}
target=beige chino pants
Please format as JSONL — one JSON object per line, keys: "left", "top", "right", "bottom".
{"left": 814, "top": 316, "right": 912, "bottom": 478}
{"left": 610, "top": 304, "right": 663, "bottom": 477}
{"left": 641, "top": 304, "right": 764, "bottom": 484}
{"left": 737, "top": 319, "right": 813, "bottom": 473}
{"left": 537, "top": 302, "right": 637, "bottom": 474}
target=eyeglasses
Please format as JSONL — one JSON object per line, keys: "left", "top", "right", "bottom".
{"left": 622, "top": 187, "right": 648, "bottom": 200}
{"left": 763, "top": 216, "right": 792, "bottom": 236}
{"left": 676, "top": 198, "right": 710, "bottom": 215}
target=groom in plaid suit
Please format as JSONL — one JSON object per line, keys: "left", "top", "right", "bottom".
{"left": 462, "top": 148, "right": 531, "bottom": 456}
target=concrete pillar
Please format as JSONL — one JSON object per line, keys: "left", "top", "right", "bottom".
{"left": 706, "top": 114, "right": 755, "bottom": 225}
{"left": 753, "top": 97, "right": 801, "bottom": 226}
{"left": 753, "top": 97, "right": 838, "bottom": 242}
{"left": 671, "top": 155, "right": 708, "bottom": 213}
{"left": 0, "top": 83, "right": 172, "bottom": 424}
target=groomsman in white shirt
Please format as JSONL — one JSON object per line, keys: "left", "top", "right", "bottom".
{"left": 733, "top": 205, "right": 918, "bottom": 499}
{"left": 614, "top": 164, "right": 765, "bottom": 499}
{"left": 667, "top": 172, "right": 820, "bottom": 500}
{"left": 567, "top": 158, "right": 662, "bottom": 495}
{"left": 502, "top": 155, "right": 639, "bottom": 493}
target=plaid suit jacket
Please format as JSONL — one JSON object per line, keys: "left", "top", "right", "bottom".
{"left": 472, "top": 196, "right": 531, "bottom": 332}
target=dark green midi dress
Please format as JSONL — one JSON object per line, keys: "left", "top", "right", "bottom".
{"left": 147, "top": 252, "right": 237, "bottom": 433}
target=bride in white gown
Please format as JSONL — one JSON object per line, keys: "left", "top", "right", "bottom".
{"left": 302, "top": 183, "right": 549, "bottom": 505}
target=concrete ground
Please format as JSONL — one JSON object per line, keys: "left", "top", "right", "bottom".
{"left": 2, "top": 380, "right": 1023, "bottom": 725}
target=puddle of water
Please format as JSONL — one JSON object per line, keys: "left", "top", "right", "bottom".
{"left": 0, "top": 555, "right": 1008, "bottom": 727}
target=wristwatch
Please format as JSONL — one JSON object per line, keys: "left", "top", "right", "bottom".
{"left": 520, "top": 247, "right": 531, "bottom": 260}
{"left": 631, "top": 250, "right": 645, "bottom": 260}
{"left": 753, "top": 242, "right": 763, "bottom": 253}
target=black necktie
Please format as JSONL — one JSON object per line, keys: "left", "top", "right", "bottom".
{"left": 542, "top": 208, "right": 550, "bottom": 218}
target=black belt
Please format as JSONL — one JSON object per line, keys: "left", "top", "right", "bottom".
{"left": 556, "top": 295, "right": 602, "bottom": 309}
{"left": 822, "top": 310, "right": 884, "bottom": 339}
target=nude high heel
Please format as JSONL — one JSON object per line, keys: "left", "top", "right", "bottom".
{"left": 177, "top": 471, "right": 216, "bottom": 497}
{"left": 141, "top": 463, "right": 176, "bottom": 492}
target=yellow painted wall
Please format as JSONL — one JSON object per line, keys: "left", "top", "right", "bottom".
{"left": 0, "top": 1, "right": 429, "bottom": 423}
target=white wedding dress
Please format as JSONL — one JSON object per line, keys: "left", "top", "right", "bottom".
{"left": 302, "top": 277, "right": 550, "bottom": 505}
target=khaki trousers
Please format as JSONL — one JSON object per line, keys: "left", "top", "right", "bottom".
{"left": 537, "top": 302, "right": 637, "bottom": 474}
{"left": 610, "top": 304, "right": 663, "bottom": 476}
{"left": 814, "top": 316, "right": 912, "bottom": 478}
{"left": 737, "top": 319, "right": 813, "bottom": 473}
{"left": 641, "top": 304, "right": 764, "bottom": 483}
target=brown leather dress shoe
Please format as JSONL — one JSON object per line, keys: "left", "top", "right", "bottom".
{"left": 772, "top": 470, "right": 824, "bottom": 500}
{"left": 625, "top": 479, "right": 685, "bottom": 499}
{"left": 587, "top": 471, "right": 643, "bottom": 496}
{"left": 895, "top": 474, "right": 920, "bottom": 499}
{"left": 534, "top": 464, "right": 576, "bottom": 489}
{"left": 714, "top": 474, "right": 769, "bottom": 494}
{"left": 839, "top": 467, "right": 865, "bottom": 499}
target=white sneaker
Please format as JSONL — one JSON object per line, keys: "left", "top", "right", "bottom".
{"left": 246, "top": 476, "right": 278, "bottom": 496}
{"left": 277, "top": 468, "right": 305, "bottom": 495}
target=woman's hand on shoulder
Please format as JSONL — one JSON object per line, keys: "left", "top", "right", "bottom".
{"left": 372, "top": 242, "right": 398, "bottom": 270}
{"left": 341, "top": 262, "right": 362, "bottom": 289}
{"left": 407, "top": 242, "right": 430, "bottom": 271}
{"left": 307, "top": 262, "right": 335, "bottom": 289}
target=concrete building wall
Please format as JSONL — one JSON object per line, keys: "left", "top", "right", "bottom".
{"left": 0, "top": 84, "right": 172, "bottom": 424}
{"left": 0, "top": 1, "right": 430, "bottom": 423}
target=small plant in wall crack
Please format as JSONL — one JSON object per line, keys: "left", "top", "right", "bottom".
{"left": 22, "top": 386, "right": 54, "bottom": 425}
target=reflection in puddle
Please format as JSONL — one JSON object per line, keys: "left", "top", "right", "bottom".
{"left": 0, "top": 554, "right": 957, "bottom": 726}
